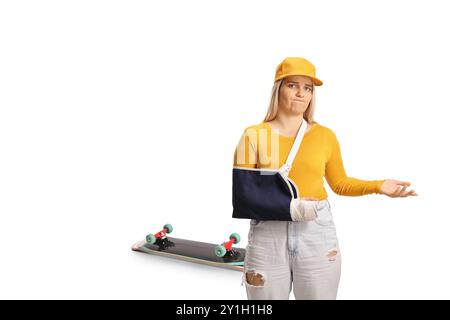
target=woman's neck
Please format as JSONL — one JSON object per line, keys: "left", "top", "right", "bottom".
{"left": 269, "top": 114, "right": 305, "bottom": 135}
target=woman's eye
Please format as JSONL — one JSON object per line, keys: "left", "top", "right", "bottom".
{"left": 288, "top": 84, "right": 312, "bottom": 91}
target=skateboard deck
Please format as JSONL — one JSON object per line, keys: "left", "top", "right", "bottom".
{"left": 132, "top": 237, "right": 246, "bottom": 271}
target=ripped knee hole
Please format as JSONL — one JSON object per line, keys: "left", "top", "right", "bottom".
{"left": 246, "top": 271, "right": 265, "bottom": 286}
{"left": 327, "top": 249, "right": 338, "bottom": 261}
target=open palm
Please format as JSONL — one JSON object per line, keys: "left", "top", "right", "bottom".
{"left": 380, "top": 179, "right": 418, "bottom": 198}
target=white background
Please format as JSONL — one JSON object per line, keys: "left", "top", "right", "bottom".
{"left": 1, "top": 0, "right": 449, "bottom": 299}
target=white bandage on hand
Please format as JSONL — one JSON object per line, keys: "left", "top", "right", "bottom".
{"left": 290, "top": 198, "right": 318, "bottom": 222}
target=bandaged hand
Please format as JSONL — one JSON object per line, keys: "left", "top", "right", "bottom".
{"left": 290, "top": 198, "right": 318, "bottom": 222}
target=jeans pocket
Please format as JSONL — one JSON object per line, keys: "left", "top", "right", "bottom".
{"left": 314, "top": 203, "right": 334, "bottom": 226}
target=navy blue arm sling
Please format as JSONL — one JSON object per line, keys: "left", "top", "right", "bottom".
{"left": 232, "top": 120, "right": 315, "bottom": 221}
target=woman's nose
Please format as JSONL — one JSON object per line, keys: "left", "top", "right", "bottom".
{"left": 296, "top": 88, "right": 307, "bottom": 96}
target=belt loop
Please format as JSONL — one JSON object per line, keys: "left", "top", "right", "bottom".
{"left": 326, "top": 198, "right": 331, "bottom": 210}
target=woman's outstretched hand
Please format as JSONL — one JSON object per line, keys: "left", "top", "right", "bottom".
{"left": 379, "top": 179, "right": 418, "bottom": 198}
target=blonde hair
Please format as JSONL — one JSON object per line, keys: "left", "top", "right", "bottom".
{"left": 263, "top": 78, "right": 317, "bottom": 125}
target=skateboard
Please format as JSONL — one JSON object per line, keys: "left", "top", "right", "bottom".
{"left": 132, "top": 224, "right": 246, "bottom": 271}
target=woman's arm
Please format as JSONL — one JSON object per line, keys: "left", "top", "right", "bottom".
{"left": 325, "top": 130, "right": 387, "bottom": 196}
{"left": 324, "top": 130, "right": 417, "bottom": 198}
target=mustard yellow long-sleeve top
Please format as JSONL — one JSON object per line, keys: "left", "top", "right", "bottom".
{"left": 233, "top": 121, "right": 385, "bottom": 200}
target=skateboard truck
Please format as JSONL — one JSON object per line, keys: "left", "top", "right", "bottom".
{"left": 146, "top": 224, "right": 173, "bottom": 245}
{"left": 214, "top": 233, "right": 241, "bottom": 258}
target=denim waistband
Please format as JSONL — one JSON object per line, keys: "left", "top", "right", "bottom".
{"left": 311, "top": 199, "right": 330, "bottom": 205}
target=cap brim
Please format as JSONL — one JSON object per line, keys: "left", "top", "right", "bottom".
{"left": 275, "top": 73, "right": 323, "bottom": 86}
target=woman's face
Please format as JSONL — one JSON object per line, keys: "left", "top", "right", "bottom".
{"left": 278, "top": 75, "right": 314, "bottom": 115}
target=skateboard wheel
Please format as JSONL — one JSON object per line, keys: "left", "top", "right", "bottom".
{"left": 214, "top": 245, "right": 227, "bottom": 257}
{"left": 230, "top": 233, "right": 240, "bottom": 244}
{"left": 163, "top": 224, "right": 173, "bottom": 233}
{"left": 146, "top": 234, "right": 156, "bottom": 244}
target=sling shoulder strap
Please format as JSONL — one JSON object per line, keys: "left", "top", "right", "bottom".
{"left": 278, "top": 119, "right": 309, "bottom": 178}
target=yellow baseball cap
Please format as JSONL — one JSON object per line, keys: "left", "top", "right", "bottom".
{"left": 274, "top": 57, "right": 323, "bottom": 86}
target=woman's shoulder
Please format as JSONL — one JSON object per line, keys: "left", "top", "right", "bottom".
{"left": 313, "top": 122, "right": 336, "bottom": 137}
{"left": 239, "top": 122, "right": 270, "bottom": 139}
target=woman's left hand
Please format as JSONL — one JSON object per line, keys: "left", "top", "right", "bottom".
{"left": 379, "top": 179, "right": 418, "bottom": 198}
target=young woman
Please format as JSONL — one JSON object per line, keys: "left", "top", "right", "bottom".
{"left": 233, "top": 57, "right": 417, "bottom": 300}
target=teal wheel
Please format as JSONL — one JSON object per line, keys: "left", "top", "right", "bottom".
{"left": 215, "top": 245, "right": 227, "bottom": 257}
{"left": 146, "top": 234, "right": 156, "bottom": 244}
{"left": 230, "top": 233, "right": 240, "bottom": 244}
{"left": 163, "top": 224, "right": 173, "bottom": 233}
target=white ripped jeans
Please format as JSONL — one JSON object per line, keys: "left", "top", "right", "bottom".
{"left": 242, "top": 199, "right": 341, "bottom": 300}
